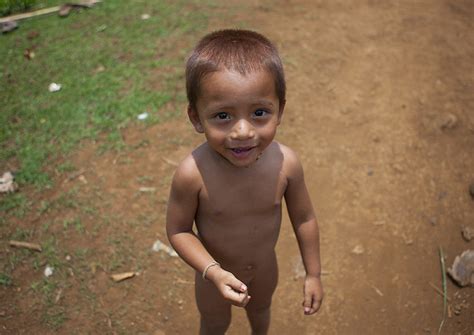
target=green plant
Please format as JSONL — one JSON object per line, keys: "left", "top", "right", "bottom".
{"left": 0, "top": 273, "right": 12, "bottom": 286}
{"left": 0, "top": 0, "right": 37, "bottom": 16}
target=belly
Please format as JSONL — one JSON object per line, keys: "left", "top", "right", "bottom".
{"left": 195, "top": 210, "right": 282, "bottom": 268}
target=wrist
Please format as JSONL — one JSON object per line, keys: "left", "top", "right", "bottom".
{"left": 306, "top": 272, "right": 321, "bottom": 279}
{"left": 202, "top": 261, "right": 222, "bottom": 281}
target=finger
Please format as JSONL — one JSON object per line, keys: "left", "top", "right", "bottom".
{"left": 228, "top": 277, "right": 247, "bottom": 293}
{"left": 302, "top": 293, "right": 312, "bottom": 315}
{"left": 224, "top": 286, "right": 248, "bottom": 305}
{"left": 241, "top": 295, "right": 251, "bottom": 308}
{"left": 312, "top": 299, "right": 322, "bottom": 313}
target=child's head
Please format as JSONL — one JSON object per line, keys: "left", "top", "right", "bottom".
{"left": 185, "top": 29, "right": 286, "bottom": 111}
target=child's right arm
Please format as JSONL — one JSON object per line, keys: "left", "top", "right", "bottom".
{"left": 166, "top": 156, "right": 251, "bottom": 307}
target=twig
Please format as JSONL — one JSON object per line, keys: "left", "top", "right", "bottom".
{"left": 110, "top": 272, "right": 136, "bottom": 282}
{"left": 0, "top": 6, "right": 60, "bottom": 23}
{"left": 368, "top": 282, "right": 384, "bottom": 297}
{"left": 429, "top": 282, "right": 451, "bottom": 302}
{"left": 162, "top": 157, "right": 178, "bottom": 167}
{"left": 9, "top": 240, "right": 42, "bottom": 252}
{"left": 438, "top": 247, "right": 447, "bottom": 335}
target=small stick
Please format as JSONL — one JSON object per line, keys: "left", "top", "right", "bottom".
{"left": 0, "top": 6, "right": 60, "bottom": 24}
{"left": 9, "top": 240, "right": 42, "bottom": 252}
{"left": 111, "top": 272, "right": 136, "bottom": 282}
{"left": 162, "top": 157, "right": 178, "bottom": 167}
{"left": 438, "top": 247, "right": 447, "bottom": 335}
{"left": 139, "top": 187, "right": 156, "bottom": 193}
{"left": 429, "top": 282, "right": 451, "bottom": 302}
{"left": 369, "top": 283, "right": 384, "bottom": 297}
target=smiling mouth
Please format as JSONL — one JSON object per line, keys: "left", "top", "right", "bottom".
{"left": 230, "top": 147, "right": 253, "bottom": 153}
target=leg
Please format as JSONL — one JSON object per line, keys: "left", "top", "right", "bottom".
{"left": 195, "top": 272, "right": 232, "bottom": 335}
{"left": 244, "top": 255, "right": 278, "bottom": 335}
{"left": 246, "top": 305, "right": 271, "bottom": 335}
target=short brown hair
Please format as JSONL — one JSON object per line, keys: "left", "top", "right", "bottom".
{"left": 185, "top": 29, "right": 286, "bottom": 110}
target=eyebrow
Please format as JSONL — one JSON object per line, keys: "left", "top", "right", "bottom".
{"left": 206, "top": 100, "right": 275, "bottom": 111}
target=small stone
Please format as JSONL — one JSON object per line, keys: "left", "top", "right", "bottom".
{"left": 44, "top": 265, "right": 54, "bottom": 277}
{"left": 453, "top": 304, "right": 462, "bottom": 315}
{"left": 438, "top": 113, "right": 458, "bottom": 130}
{"left": 48, "top": 83, "right": 61, "bottom": 92}
{"left": 461, "top": 226, "right": 474, "bottom": 242}
{"left": 448, "top": 250, "right": 474, "bottom": 287}
{"left": 78, "top": 175, "right": 88, "bottom": 184}
{"left": 351, "top": 245, "right": 364, "bottom": 255}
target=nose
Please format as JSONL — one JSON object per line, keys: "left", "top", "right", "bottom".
{"left": 230, "top": 119, "right": 255, "bottom": 140}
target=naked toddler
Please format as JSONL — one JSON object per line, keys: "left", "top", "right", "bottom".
{"left": 166, "top": 29, "right": 323, "bottom": 335}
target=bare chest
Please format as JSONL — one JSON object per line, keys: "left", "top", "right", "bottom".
{"left": 197, "top": 168, "right": 287, "bottom": 220}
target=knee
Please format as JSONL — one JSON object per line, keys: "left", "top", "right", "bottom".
{"left": 200, "top": 314, "right": 231, "bottom": 335}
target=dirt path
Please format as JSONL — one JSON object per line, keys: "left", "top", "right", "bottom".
{"left": 2, "top": 1, "right": 473, "bottom": 334}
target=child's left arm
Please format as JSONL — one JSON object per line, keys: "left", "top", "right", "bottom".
{"left": 283, "top": 147, "right": 323, "bottom": 315}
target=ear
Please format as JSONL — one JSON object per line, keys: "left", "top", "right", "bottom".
{"left": 277, "top": 99, "right": 286, "bottom": 125}
{"left": 187, "top": 105, "right": 204, "bottom": 133}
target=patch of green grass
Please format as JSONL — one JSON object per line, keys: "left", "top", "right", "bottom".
{"left": 42, "top": 306, "right": 67, "bottom": 330}
{"left": 10, "top": 226, "right": 34, "bottom": 240}
{"left": 54, "top": 188, "right": 79, "bottom": 209}
{"left": 0, "top": 0, "right": 37, "bottom": 17}
{"left": 0, "top": 193, "right": 31, "bottom": 217}
{"left": 55, "top": 161, "right": 76, "bottom": 174}
{"left": 41, "top": 236, "right": 63, "bottom": 268}
{"left": 0, "top": 272, "right": 12, "bottom": 286}
{"left": 31, "top": 277, "right": 68, "bottom": 329}
{"left": 1, "top": 1, "right": 208, "bottom": 188}
{"left": 63, "top": 217, "right": 85, "bottom": 234}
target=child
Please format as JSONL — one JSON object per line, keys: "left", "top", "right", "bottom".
{"left": 166, "top": 29, "right": 323, "bottom": 335}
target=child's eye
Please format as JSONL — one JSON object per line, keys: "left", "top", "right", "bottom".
{"left": 253, "top": 109, "right": 267, "bottom": 117}
{"left": 215, "top": 112, "right": 230, "bottom": 120}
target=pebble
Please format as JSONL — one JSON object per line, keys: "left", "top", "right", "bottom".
{"left": 351, "top": 245, "right": 365, "bottom": 255}
{"left": 438, "top": 113, "right": 458, "bottom": 130}
{"left": 48, "top": 83, "right": 61, "bottom": 92}
{"left": 461, "top": 226, "right": 473, "bottom": 242}
{"left": 44, "top": 265, "right": 54, "bottom": 277}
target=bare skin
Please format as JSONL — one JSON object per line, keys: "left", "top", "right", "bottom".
{"left": 166, "top": 69, "right": 323, "bottom": 335}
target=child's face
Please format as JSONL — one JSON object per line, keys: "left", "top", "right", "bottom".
{"left": 189, "top": 69, "right": 284, "bottom": 167}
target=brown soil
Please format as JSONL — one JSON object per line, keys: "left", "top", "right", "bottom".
{"left": 1, "top": 1, "right": 474, "bottom": 334}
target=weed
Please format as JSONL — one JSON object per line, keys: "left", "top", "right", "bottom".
{"left": 136, "top": 175, "right": 154, "bottom": 184}
{"left": 43, "top": 306, "right": 67, "bottom": 330}
{"left": 63, "top": 217, "right": 85, "bottom": 234}
{"left": 56, "top": 161, "right": 76, "bottom": 174}
{"left": 0, "top": 273, "right": 12, "bottom": 286}
{"left": 38, "top": 199, "right": 53, "bottom": 215}
{"left": 41, "top": 236, "right": 62, "bottom": 269}
{"left": 0, "top": 193, "right": 31, "bottom": 218}
{"left": 55, "top": 189, "right": 79, "bottom": 209}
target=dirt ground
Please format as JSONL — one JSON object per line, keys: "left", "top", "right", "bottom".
{"left": 2, "top": 0, "right": 474, "bottom": 334}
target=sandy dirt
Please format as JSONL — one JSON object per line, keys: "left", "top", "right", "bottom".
{"left": 1, "top": 0, "right": 474, "bottom": 334}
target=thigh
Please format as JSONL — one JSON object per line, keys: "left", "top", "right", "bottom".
{"left": 195, "top": 271, "right": 231, "bottom": 322}
{"left": 245, "top": 255, "right": 279, "bottom": 311}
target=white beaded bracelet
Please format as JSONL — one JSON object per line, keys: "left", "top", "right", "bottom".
{"left": 202, "top": 261, "right": 220, "bottom": 280}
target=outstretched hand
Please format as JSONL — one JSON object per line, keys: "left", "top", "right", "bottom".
{"left": 302, "top": 275, "right": 323, "bottom": 315}
{"left": 208, "top": 267, "right": 251, "bottom": 307}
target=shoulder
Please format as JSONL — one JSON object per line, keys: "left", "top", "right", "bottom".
{"left": 171, "top": 151, "right": 202, "bottom": 194}
{"left": 274, "top": 142, "right": 304, "bottom": 181}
